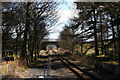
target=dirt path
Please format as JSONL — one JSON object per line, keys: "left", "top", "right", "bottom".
{"left": 13, "top": 55, "right": 77, "bottom": 78}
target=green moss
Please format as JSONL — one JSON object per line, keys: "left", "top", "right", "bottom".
{"left": 96, "top": 55, "right": 106, "bottom": 58}
{"left": 37, "top": 58, "right": 41, "bottom": 61}
{"left": 103, "top": 61, "right": 119, "bottom": 65}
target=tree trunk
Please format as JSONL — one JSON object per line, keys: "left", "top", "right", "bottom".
{"left": 34, "top": 23, "right": 37, "bottom": 61}
{"left": 111, "top": 25, "right": 116, "bottom": 50}
{"left": 117, "top": 25, "right": 120, "bottom": 66}
{"left": 15, "top": 29, "right": 19, "bottom": 55}
{"left": 111, "top": 17, "right": 116, "bottom": 61}
{"left": 81, "top": 29, "right": 83, "bottom": 55}
{"left": 111, "top": 17, "right": 117, "bottom": 51}
{"left": 21, "top": 2, "right": 30, "bottom": 67}
{"left": 34, "top": 43, "right": 37, "bottom": 61}
{"left": 100, "top": 12, "right": 104, "bottom": 55}
{"left": 37, "top": 43, "right": 39, "bottom": 57}
{"left": 93, "top": 7, "right": 99, "bottom": 56}
{"left": 30, "top": 35, "right": 34, "bottom": 62}
{"left": 106, "top": 13, "right": 109, "bottom": 55}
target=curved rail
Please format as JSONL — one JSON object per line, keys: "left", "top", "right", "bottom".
{"left": 56, "top": 54, "right": 101, "bottom": 80}
{"left": 58, "top": 56, "right": 85, "bottom": 79}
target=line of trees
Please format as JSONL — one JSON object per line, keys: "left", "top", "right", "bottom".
{"left": 59, "top": 2, "right": 120, "bottom": 64}
{"left": 2, "top": 2, "right": 59, "bottom": 67}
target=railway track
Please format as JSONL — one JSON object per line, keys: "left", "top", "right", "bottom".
{"left": 55, "top": 54, "right": 102, "bottom": 80}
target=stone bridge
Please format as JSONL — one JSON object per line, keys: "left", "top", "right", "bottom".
{"left": 41, "top": 39, "right": 60, "bottom": 50}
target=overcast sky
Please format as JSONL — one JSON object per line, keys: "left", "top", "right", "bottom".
{"left": 48, "top": 1, "right": 78, "bottom": 39}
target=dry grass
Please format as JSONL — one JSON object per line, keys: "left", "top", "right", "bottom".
{"left": 2, "top": 61, "right": 18, "bottom": 75}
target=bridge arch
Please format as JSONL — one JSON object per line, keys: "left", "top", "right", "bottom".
{"left": 41, "top": 39, "right": 60, "bottom": 50}
{"left": 46, "top": 45, "right": 57, "bottom": 51}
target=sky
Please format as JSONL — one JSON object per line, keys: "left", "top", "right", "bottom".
{"left": 48, "top": 1, "right": 78, "bottom": 39}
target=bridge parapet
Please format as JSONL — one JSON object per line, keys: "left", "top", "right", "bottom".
{"left": 41, "top": 39, "right": 60, "bottom": 42}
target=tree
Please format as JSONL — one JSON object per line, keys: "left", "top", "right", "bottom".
{"left": 2, "top": 1, "right": 60, "bottom": 67}
{"left": 59, "top": 24, "right": 78, "bottom": 52}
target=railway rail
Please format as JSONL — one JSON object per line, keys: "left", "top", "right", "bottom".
{"left": 55, "top": 54, "right": 102, "bottom": 80}
{"left": 40, "top": 50, "right": 119, "bottom": 79}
